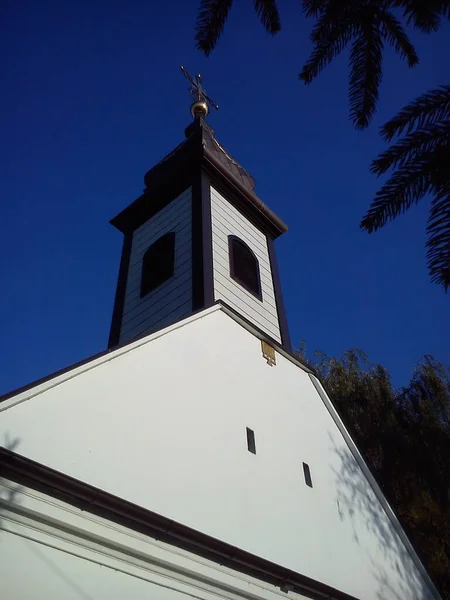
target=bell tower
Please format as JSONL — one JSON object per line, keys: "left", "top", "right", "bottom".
{"left": 108, "top": 68, "right": 291, "bottom": 351}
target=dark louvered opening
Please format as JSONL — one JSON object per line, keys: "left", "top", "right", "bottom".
{"left": 303, "top": 462, "right": 313, "bottom": 488}
{"left": 229, "top": 236, "right": 262, "bottom": 300}
{"left": 140, "top": 232, "right": 176, "bottom": 298}
{"left": 246, "top": 427, "right": 256, "bottom": 454}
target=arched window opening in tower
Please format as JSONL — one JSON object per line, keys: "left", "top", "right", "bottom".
{"left": 140, "top": 232, "right": 176, "bottom": 298}
{"left": 228, "top": 236, "right": 262, "bottom": 301}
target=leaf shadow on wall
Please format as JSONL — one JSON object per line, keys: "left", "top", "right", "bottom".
{"left": 329, "top": 433, "right": 434, "bottom": 600}
{"left": 0, "top": 434, "right": 22, "bottom": 532}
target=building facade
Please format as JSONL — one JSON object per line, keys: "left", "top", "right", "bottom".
{"left": 0, "top": 94, "right": 441, "bottom": 600}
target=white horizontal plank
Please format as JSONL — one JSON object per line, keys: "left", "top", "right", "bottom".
{"left": 133, "top": 196, "right": 191, "bottom": 239}
{"left": 132, "top": 209, "right": 192, "bottom": 255}
{"left": 123, "top": 299, "right": 193, "bottom": 343}
{"left": 210, "top": 188, "right": 267, "bottom": 241}
{"left": 211, "top": 223, "right": 271, "bottom": 272}
{"left": 212, "top": 235, "right": 274, "bottom": 285}
{"left": 123, "top": 272, "right": 192, "bottom": 326}
{"left": 213, "top": 279, "right": 279, "bottom": 334}
{"left": 210, "top": 215, "right": 267, "bottom": 260}
{"left": 214, "top": 280, "right": 280, "bottom": 341}
{"left": 122, "top": 292, "right": 192, "bottom": 341}
{"left": 123, "top": 266, "right": 193, "bottom": 323}
{"left": 211, "top": 201, "right": 268, "bottom": 255}
{"left": 125, "top": 262, "right": 192, "bottom": 305}
{"left": 133, "top": 189, "right": 191, "bottom": 239}
{"left": 212, "top": 260, "right": 276, "bottom": 309}
{"left": 122, "top": 289, "right": 192, "bottom": 338}
{"left": 129, "top": 225, "right": 191, "bottom": 270}
{"left": 125, "top": 244, "right": 192, "bottom": 295}
{"left": 212, "top": 249, "right": 275, "bottom": 300}
{"left": 213, "top": 276, "right": 280, "bottom": 332}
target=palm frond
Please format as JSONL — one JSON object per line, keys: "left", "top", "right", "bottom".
{"left": 302, "top": 0, "right": 329, "bottom": 18}
{"left": 393, "top": 0, "right": 441, "bottom": 32}
{"left": 361, "top": 153, "right": 433, "bottom": 232}
{"left": 309, "top": 0, "right": 353, "bottom": 44}
{"left": 439, "top": 0, "right": 450, "bottom": 19}
{"left": 426, "top": 185, "right": 450, "bottom": 290}
{"left": 299, "top": 19, "right": 354, "bottom": 84}
{"left": 195, "top": 0, "right": 234, "bottom": 56}
{"left": 348, "top": 24, "right": 383, "bottom": 129}
{"left": 254, "top": 0, "right": 281, "bottom": 34}
{"left": 379, "top": 9, "right": 419, "bottom": 67}
{"left": 371, "top": 120, "right": 450, "bottom": 175}
{"left": 380, "top": 85, "right": 450, "bottom": 141}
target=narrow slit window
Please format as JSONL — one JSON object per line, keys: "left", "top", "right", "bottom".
{"left": 229, "top": 235, "right": 262, "bottom": 300}
{"left": 303, "top": 462, "right": 313, "bottom": 488}
{"left": 246, "top": 427, "right": 256, "bottom": 454}
{"left": 140, "top": 232, "right": 175, "bottom": 298}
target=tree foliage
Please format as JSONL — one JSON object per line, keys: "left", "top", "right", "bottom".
{"left": 298, "top": 345, "right": 450, "bottom": 597}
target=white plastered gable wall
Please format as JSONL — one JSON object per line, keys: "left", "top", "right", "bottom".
{"left": 0, "top": 305, "right": 439, "bottom": 600}
{"left": 0, "top": 482, "right": 312, "bottom": 600}
{"left": 210, "top": 186, "right": 281, "bottom": 342}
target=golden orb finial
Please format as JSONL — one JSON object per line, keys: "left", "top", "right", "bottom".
{"left": 190, "top": 100, "right": 209, "bottom": 118}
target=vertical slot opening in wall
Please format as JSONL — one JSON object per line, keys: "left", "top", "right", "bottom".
{"left": 303, "top": 462, "right": 313, "bottom": 487}
{"left": 246, "top": 428, "right": 256, "bottom": 454}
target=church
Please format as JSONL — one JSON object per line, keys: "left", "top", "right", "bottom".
{"left": 0, "top": 69, "right": 440, "bottom": 600}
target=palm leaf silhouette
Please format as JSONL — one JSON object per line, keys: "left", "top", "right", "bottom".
{"left": 195, "top": 0, "right": 280, "bottom": 56}
{"left": 300, "top": 1, "right": 418, "bottom": 128}
{"left": 363, "top": 86, "right": 450, "bottom": 289}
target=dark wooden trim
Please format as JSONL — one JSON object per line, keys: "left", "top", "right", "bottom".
{"left": 192, "top": 170, "right": 215, "bottom": 311}
{"left": 203, "top": 148, "right": 287, "bottom": 238}
{"left": 110, "top": 139, "right": 201, "bottom": 234}
{"left": 228, "top": 235, "right": 263, "bottom": 302}
{"left": 191, "top": 173, "right": 204, "bottom": 311}
{"left": 0, "top": 346, "right": 115, "bottom": 403}
{"left": 1, "top": 306, "right": 220, "bottom": 403}
{"left": 267, "top": 237, "right": 291, "bottom": 352}
{"left": 108, "top": 233, "right": 133, "bottom": 348}
{"left": 0, "top": 448, "right": 358, "bottom": 600}
{"left": 201, "top": 171, "right": 214, "bottom": 307}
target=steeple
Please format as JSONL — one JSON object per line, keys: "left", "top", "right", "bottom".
{"left": 108, "top": 68, "right": 291, "bottom": 351}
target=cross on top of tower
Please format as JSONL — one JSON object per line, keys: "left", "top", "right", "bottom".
{"left": 180, "top": 65, "right": 219, "bottom": 119}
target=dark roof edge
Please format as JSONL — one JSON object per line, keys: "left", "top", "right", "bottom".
{"left": 0, "top": 447, "right": 358, "bottom": 600}
{"left": 0, "top": 345, "right": 114, "bottom": 403}
{"left": 0, "top": 304, "right": 307, "bottom": 405}
{"left": 203, "top": 148, "right": 288, "bottom": 238}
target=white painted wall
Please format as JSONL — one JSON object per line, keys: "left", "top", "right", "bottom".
{"left": 0, "top": 307, "right": 437, "bottom": 600}
{"left": 120, "top": 188, "right": 192, "bottom": 344}
{"left": 1, "top": 483, "right": 309, "bottom": 600}
{"left": 210, "top": 187, "right": 281, "bottom": 342}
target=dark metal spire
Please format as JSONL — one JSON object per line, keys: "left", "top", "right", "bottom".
{"left": 180, "top": 66, "right": 219, "bottom": 118}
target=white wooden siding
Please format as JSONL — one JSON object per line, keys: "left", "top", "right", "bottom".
{"left": 120, "top": 188, "right": 192, "bottom": 344}
{"left": 210, "top": 187, "right": 281, "bottom": 342}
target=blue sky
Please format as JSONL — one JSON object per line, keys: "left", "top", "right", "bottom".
{"left": 1, "top": 0, "right": 449, "bottom": 394}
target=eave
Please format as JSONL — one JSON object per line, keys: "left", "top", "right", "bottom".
{"left": 109, "top": 130, "right": 287, "bottom": 239}
{"left": 0, "top": 446, "right": 358, "bottom": 600}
